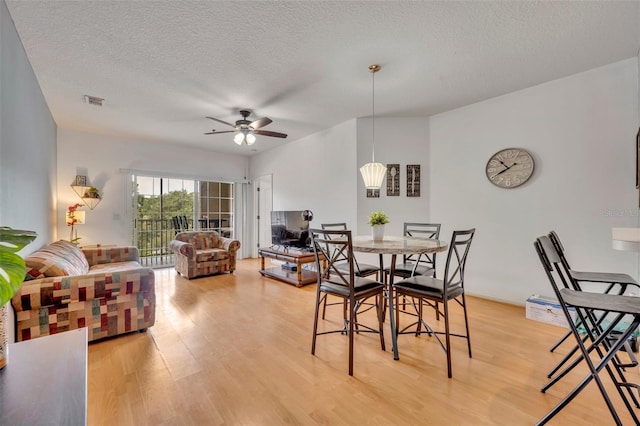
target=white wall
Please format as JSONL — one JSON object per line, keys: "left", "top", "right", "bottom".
{"left": 250, "top": 119, "right": 359, "bottom": 234}
{"left": 357, "top": 117, "right": 430, "bottom": 235}
{"left": 430, "top": 58, "right": 639, "bottom": 304}
{"left": 1, "top": 0, "right": 56, "bottom": 247}
{"left": 57, "top": 128, "right": 249, "bottom": 247}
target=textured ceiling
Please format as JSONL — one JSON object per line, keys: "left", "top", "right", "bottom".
{"left": 6, "top": 1, "right": 640, "bottom": 155}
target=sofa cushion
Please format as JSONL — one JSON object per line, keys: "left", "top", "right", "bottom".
{"left": 195, "top": 249, "right": 229, "bottom": 263}
{"left": 24, "top": 240, "right": 90, "bottom": 278}
{"left": 89, "top": 261, "right": 144, "bottom": 274}
{"left": 193, "top": 234, "right": 220, "bottom": 250}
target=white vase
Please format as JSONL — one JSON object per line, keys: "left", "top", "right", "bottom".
{"left": 371, "top": 224, "right": 385, "bottom": 241}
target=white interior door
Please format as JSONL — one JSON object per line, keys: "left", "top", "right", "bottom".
{"left": 253, "top": 174, "right": 272, "bottom": 257}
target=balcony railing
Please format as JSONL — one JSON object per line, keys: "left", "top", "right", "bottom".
{"left": 134, "top": 218, "right": 233, "bottom": 267}
{"left": 134, "top": 218, "right": 188, "bottom": 267}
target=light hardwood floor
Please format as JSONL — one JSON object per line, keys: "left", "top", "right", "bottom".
{"left": 88, "top": 259, "right": 640, "bottom": 425}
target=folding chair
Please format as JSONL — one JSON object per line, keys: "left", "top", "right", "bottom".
{"left": 534, "top": 235, "right": 640, "bottom": 425}
{"left": 546, "top": 231, "right": 638, "bottom": 378}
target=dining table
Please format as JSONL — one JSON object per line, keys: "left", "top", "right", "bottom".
{"left": 352, "top": 235, "right": 448, "bottom": 360}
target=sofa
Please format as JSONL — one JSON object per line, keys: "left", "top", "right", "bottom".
{"left": 170, "top": 231, "right": 240, "bottom": 279}
{"left": 11, "top": 240, "right": 155, "bottom": 342}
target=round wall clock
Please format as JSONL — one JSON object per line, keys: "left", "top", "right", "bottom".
{"left": 485, "top": 148, "right": 534, "bottom": 188}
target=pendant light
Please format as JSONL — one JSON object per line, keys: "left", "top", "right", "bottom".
{"left": 360, "top": 64, "right": 386, "bottom": 189}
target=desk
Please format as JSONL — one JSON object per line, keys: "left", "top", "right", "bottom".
{"left": 259, "top": 247, "right": 324, "bottom": 287}
{"left": 0, "top": 328, "right": 88, "bottom": 425}
{"left": 352, "top": 236, "right": 448, "bottom": 360}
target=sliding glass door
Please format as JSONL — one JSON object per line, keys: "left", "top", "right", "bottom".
{"left": 132, "top": 174, "right": 235, "bottom": 267}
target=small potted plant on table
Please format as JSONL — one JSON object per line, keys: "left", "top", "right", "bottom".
{"left": 368, "top": 211, "right": 389, "bottom": 241}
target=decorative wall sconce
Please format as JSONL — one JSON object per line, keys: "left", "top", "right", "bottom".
{"left": 71, "top": 175, "right": 102, "bottom": 210}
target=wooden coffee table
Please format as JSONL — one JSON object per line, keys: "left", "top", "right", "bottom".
{"left": 258, "top": 247, "right": 324, "bottom": 287}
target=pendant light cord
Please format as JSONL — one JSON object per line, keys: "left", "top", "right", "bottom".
{"left": 371, "top": 67, "right": 376, "bottom": 163}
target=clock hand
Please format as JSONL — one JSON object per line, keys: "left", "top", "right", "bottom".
{"left": 490, "top": 163, "right": 516, "bottom": 179}
{"left": 508, "top": 150, "right": 521, "bottom": 167}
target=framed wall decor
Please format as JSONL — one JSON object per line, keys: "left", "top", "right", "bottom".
{"left": 387, "top": 164, "right": 400, "bottom": 196}
{"left": 73, "top": 175, "right": 87, "bottom": 186}
{"left": 407, "top": 164, "right": 420, "bottom": 197}
{"left": 366, "top": 188, "right": 380, "bottom": 198}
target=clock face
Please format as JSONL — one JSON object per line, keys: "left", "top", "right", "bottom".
{"left": 486, "top": 148, "right": 534, "bottom": 188}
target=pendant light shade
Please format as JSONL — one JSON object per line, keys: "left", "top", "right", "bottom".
{"left": 360, "top": 162, "right": 386, "bottom": 189}
{"left": 360, "top": 64, "right": 386, "bottom": 190}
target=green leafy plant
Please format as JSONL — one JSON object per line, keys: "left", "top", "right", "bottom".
{"left": 83, "top": 186, "right": 100, "bottom": 198}
{"left": 368, "top": 211, "right": 389, "bottom": 226}
{"left": 0, "top": 227, "right": 37, "bottom": 306}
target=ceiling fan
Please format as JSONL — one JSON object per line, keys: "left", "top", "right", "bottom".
{"left": 204, "top": 110, "right": 288, "bottom": 145}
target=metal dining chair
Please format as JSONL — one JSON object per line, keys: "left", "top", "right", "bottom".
{"left": 384, "top": 223, "right": 441, "bottom": 283}
{"left": 384, "top": 223, "right": 441, "bottom": 319}
{"left": 393, "top": 228, "right": 475, "bottom": 378}
{"left": 319, "top": 223, "right": 381, "bottom": 320}
{"left": 310, "top": 228, "right": 386, "bottom": 376}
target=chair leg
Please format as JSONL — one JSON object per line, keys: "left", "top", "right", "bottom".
{"left": 312, "top": 291, "right": 322, "bottom": 355}
{"left": 321, "top": 295, "right": 327, "bottom": 319}
{"left": 444, "top": 300, "right": 452, "bottom": 378}
{"left": 537, "top": 317, "right": 640, "bottom": 425}
{"left": 395, "top": 291, "right": 400, "bottom": 336}
{"left": 348, "top": 298, "right": 355, "bottom": 376}
{"left": 416, "top": 296, "right": 423, "bottom": 336}
{"left": 377, "top": 294, "right": 386, "bottom": 351}
{"left": 461, "top": 293, "right": 472, "bottom": 358}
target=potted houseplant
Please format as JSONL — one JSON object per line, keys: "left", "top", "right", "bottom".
{"left": 83, "top": 186, "right": 100, "bottom": 199}
{"left": 0, "top": 227, "right": 37, "bottom": 368}
{"left": 368, "top": 211, "right": 389, "bottom": 241}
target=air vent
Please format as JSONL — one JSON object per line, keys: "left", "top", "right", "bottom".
{"left": 84, "top": 95, "right": 104, "bottom": 107}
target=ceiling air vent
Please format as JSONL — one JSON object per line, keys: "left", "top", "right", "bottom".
{"left": 83, "top": 95, "right": 104, "bottom": 106}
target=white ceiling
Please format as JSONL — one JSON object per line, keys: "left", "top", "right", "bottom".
{"left": 6, "top": 1, "right": 640, "bottom": 156}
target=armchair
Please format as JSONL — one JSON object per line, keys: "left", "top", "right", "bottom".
{"left": 170, "top": 231, "right": 240, "bottom": 279}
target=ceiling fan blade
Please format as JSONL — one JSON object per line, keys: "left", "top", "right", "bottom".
{"left": 249, "top": 117, "right": 272, "bottom": 130}
{"left": 254, "top": 130, "right": 288, "bottom": 138}
{"left": 206, "top": 116, "right": 236, "bottom": 128}
{"left": 204, "top": 130, "right": 236, "bottom": 135}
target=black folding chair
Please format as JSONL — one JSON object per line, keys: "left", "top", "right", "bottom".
{"left": 534, "top": 235, "right": 640, "bottom": 425}
{"left": 546, "top": 231, "right": 639, "bottom": 378}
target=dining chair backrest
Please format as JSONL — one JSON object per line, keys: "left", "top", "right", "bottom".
{"left": 310, "top": 228, "right": 355, "bottom": 293}
{"left": 402, "top": 223, "right": 441, "bottom": 268}
{"left": 441, "top": 228, "right": 475, "bottom": 295}
{"left": 320, "top": 223, "right": 376, "bottom": 277}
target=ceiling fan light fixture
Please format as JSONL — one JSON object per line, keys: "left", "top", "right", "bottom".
{"left": 205, "top": 110, "right": 287, "bottom": 145}
{"left": 234, "top": 133, "right": 244, "bottom": 145}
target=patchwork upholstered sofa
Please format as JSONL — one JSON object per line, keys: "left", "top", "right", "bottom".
{"left": 11, "top": 240, "right": 155, "bottom": 342}
{"left": 170, "top": 231, "right": 240, "bottom": 279}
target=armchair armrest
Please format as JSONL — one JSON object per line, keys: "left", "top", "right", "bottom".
{"left": 219, "top": 236, "right": 240, "bottom": 253}
{"left": 82, "top": 246, "right": 140, "bottom": 266}
{"left": 170, "top": 239, "right": 195, "bottom": 260}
